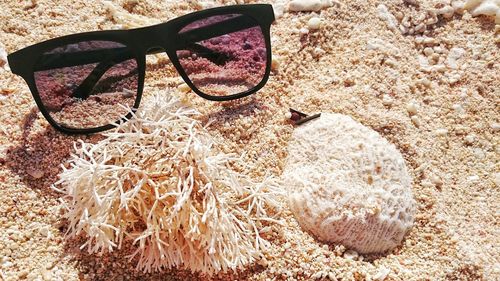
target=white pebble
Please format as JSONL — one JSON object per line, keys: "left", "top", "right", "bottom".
{"left": 272, "top": 3, "right": 286, "bottom": 18}
{"left": 313, "top": 47, "right": 326, "bottom": 56}
{"left": 464, "top": 0, "right": 500, "bottom": 20}
{"left": 307, "top": 17, "right": 322, "bottom": 30}
{"left": 473, "top": 148, "right": 485, "bottom": 159}
{"left": 415, "top": 23, "right": 426, "bottom": 33}
{"left": 464, "top": 134, "right": 475, "bottom": 144}
{"left": 448, "top": 73, "right": 462, "bottom": 84}
{"left": 411, "top": 116, "right": 421, "bottom": 127}
{"left": 490, "top": 123, "right": 500, "bottom": 131}
{"left": 198, "top": 0, "right": 216, "bottom": 9}
{"left": 452, "top": 1, "right": 465, "bottom": 13}
{"left": 177, "top": 83, "right": 190, "bottom": 93}
{"left": 431, "top": 175, "right": 443, "bottom": 187}
{"left": 437, "top": 5, "right": 455, "bottom": 18}
{"left": 435, "top": 128, "right": 449, "bottom": 136}
{"left": 494, "top": 173, "right": 500, "bottom": 187}
{"left": 39, "top": 226, "right": 52, "bottom": 239}
{"left": 312, "top": 271, "right": 323, "bottom": 279}
{"left": 468, "top": 175, "right": 480, "bottom": 182}
{"left": 419, "top": 180, "right": 434, "bottom": 188}
{"left": 433, "top": 46, "right": 444, "bottom": 53}
{"left": 406, "top": 102, "right": 418, "bottom": 115}
{"left": 373, "top": 267, "right": 391, "bottom": 281}
{"left": 289, "top": 0, "right": 333, "bottom": 12}
{"left": 423, "top": 37, "right": 436, "bottom": 45}
{"left": 8, "top": 242, "right": 19, "bottom": 250}
{"left": 446, "top": 47, "right": 465, "bottom": 69}
{"left": 285, "top": 111, "right": 292, "bottom": 119}
{"left": 423, "top": 47, "right": 434, "bottom": 56}
{"left": 0, "top": 44, "right": 8, "bottom": 70}
{"left": 433, "top": 64, "right": 447, "bottom": 72}
{"left": 384, "top": 58, "right": 398, "bottom": 67}
{"left": 41, "top": 269, "right": 52, "bottom": 281}
{"left": 271, "top": 56, "right": 281, "bottom": 71}
{"left": 377, "top": 4, "right": 398, "bottom": 31}
{"left": 300, "top": 27, "right": 310, "bottom": 34}
{"left": 382, "top": 94, "right": 393, "bottom": 106}
{"left": 452, "top": 103, "right": 465, "bottom": 114}
{"left": 343, "top": 249, "right": 359, "bottom": 260}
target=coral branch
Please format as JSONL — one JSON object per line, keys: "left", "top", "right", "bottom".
{"left": 53, "top": 94, "right": 282, "bottom": 274}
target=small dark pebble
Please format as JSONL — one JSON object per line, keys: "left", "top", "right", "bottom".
{"left": 291, "top": 112, "right": 302, "bottom": 122}
{"left": 243, "top": 42, "right": 253, "bottom": 50}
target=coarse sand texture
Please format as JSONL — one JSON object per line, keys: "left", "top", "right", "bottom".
{"left": 0, "top": 0, "right": 499, "bottom": 280}
{"left": 284, "top": 113, "right": 416, "bottom": 254}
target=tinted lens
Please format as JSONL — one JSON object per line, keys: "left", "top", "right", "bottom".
{"left": 176, "top": 14, "right": 267, "bottom": 97}
{"left": 34, "top": 40, "right": 138, "bottom": 130}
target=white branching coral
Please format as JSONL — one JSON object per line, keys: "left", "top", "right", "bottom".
{"left": 53, "top": 94, "right": 282, "bottom": 274}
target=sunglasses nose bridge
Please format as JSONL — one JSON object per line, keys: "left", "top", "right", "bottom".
{"left": 131, "top": 24, "right": 172, "bottom": 55}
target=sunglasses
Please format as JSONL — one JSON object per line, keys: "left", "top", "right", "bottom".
{"left": 7, "top": 4, "right": 275, "bottom": 134}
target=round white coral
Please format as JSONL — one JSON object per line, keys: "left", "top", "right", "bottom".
{"left": 283, "top": 113, "right": 415, "bottom": 254}
{"left": 53, "top": 94, "right": 281, "bottom": 274}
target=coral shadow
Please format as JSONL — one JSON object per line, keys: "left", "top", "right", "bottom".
{"left": 62, "top": 235, "right": 265, "bottom": 281}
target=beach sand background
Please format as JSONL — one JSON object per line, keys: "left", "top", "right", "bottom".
{"left": 0, "top": 0, "right": 498, "bottom": 280}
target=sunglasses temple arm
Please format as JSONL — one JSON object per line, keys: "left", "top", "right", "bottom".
{"left": 177, "top": 15, "right": 259, "bottom": 47}
{"left": 35, "top": 15, "right": 258, "bottom": 72}
{"left": 71, "top": 43, "right": 227, "bottom": 100}
{"left": 69, "top": 47, "right": 134, "bottom": 99}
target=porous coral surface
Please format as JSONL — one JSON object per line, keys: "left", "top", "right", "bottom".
{"left": 285, "top": 113, "right": 416, "bottom": 254}
{"left": 0, "top": 0, "right": 498, "bottom": 280}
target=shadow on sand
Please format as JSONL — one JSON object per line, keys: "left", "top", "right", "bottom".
{"left": 3, "top": 107, "right": 82, "bottom": 196}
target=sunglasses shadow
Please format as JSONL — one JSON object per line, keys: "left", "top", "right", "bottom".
{"left": 3, "top": 107, "right": 85, "bottom": 195}
{"left": 201, "top": 97, "right": 267, "bottom": 127}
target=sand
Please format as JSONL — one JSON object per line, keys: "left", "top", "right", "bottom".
{"left": 0, "top": 0, "right": 498, "bottom": 280}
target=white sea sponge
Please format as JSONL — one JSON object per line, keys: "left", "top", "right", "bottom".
{"left": 283, "top": 113, "right": 416, "bottom": 254}
{"left": 464, "top": 0, "right": 500, "bottom": 24}
{"left": 53, "top": 94, "right": 282, "bottom": 274}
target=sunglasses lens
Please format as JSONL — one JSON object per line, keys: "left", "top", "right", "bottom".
{"left": 176, "top": 14, "right": 267, "bottom": 97}
{"left": 33, "top": 40, "right": 139, "bottom": 130}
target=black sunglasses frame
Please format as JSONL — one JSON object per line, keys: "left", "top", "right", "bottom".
{"left": 7, "top": 4, "right": 275, "bottom": 134}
